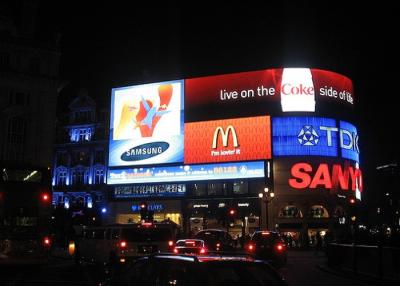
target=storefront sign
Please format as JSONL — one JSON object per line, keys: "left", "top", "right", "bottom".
{"left": 113, "top": 184, "right": 186, "bottom": 198}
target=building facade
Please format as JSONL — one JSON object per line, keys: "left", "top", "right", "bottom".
{"left": 52, "top": 90, "right": 108, "bottom": 225}
{"left": 0, "top": 2, "right": 61, "bottom": 167}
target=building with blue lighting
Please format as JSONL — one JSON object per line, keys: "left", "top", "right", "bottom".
{"left": 52, "top": 90, "right": 108, "bottom": 224}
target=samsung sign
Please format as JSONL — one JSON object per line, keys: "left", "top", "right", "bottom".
{"left": 273, "top": 117, "right": 359, "bottom": 162}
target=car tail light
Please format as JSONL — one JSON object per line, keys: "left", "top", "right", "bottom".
{"left": 173, "top": 248, "right": 179, "bottom": 254}
{"left": 199, "top": 247, "right": 207, "bottom": 254}
{"left": 275, "top": 243, "right": 285, "bottom": 252}
{"left": 248, "top": 244, "right": 255, "bottom": 252}
{"left": 43, "top": 236, "right": 51, "bottom": 247}
{"left": 119, "top": 241, "right": 127, "bottom": 249}
{"left": 168, "top": 240, "right": 174, "bottom": 247}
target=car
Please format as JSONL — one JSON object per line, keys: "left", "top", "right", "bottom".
{"left": 173, "top": 239, "right": 207, "bottom": 255}
{"left": 109, "top": 253, "right": 288, "bottom": 286}
{"left": 193, "top": 229, "right": 235, "bottom": 251}
{"left": 246, "top": 230, "right": 287, "bottom": 267}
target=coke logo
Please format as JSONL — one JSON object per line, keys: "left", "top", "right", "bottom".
{"left": 281, "top": 83, "right": 314, "bottom": 96}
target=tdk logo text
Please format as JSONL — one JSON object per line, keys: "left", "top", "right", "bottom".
{"left": 272, "top": 117, "right": 360, "bottom": 162}
{"left": 298, "top": 125, "right": 359, "bottom": 153}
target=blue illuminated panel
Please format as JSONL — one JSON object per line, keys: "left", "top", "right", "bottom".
{"left": 340, "top": 121, "right": 359, "bottom": 162}
{"left": 107, "top": 161, "right": 265, "bottom": 184}
{"left": 273, "top": 117, "right": 338, "bottom": 157}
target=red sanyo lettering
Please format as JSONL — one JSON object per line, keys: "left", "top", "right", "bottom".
{"left": 281, "top": 83, "right": 314, "bottom": 95}
{"left": 289, "top": 163, "right": 363, "bottom": 192}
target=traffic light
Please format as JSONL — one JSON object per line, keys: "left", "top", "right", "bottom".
{"left": 227, "top": 208, "right": 237, "bottom": 227}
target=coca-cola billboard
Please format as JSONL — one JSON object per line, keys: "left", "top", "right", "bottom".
{"left": 185, "top": 68, "right": 353, "bottom": 122}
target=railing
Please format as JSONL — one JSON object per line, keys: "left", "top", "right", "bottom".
{"left": 327, "top": 243, "right": 400, "bottom": 281}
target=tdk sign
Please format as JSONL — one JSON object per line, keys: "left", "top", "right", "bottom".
{"left": 272, "top": 117, "right": 359, "bottom": 162}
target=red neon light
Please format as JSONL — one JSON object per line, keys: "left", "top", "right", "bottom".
{"left": 289, "top": 162, "right": 363, "bottom": 192}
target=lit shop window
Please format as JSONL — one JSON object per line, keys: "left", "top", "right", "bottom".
{"left": 70, "top": 128, "right": 93, "bottom": 142}
{"left": 308, "top": 205, "right": 329, "bottom": 218}
{"left": 279, "top": 205, "right": 303, "bottom": 218}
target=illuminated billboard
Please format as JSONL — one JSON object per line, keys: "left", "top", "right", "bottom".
{"left": 109, "top": 80, "right": 184, "bottom": 166}
{"left": 184, "top": 116, "right": 271, "bottom": 164}
{"left": 272, "top": 117, "right": 359, "bottom": 163}
{"left": 185, "top": 68, "right": 353, "bottom": 121}
{"left": 273, "top": 158, "right": 363, "bottom": 195}
{"left": 339, "top": 120, "right": 359, "bottom": 162}
{"left": 107, "top": 161, "right": 265, "bottom": 184}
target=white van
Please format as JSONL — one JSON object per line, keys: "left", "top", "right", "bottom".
{"left": 76, "top": 221, "right": 178, "bottom": 265}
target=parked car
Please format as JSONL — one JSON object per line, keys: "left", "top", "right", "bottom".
{"left": 246, "top": 231, "right": 287, "bottom": 267}
{"left": 173, "top": 239, "right": 207, "bottom": 255}
{"left": 193, "top": 229, "right": 235, "bottom": 251}
{"left": 109, "top": 253, "right": 288, "bottom": 286}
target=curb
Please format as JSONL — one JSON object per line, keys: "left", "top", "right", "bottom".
{"left": 316, "top": 264, "right": 399, "bottom": 286}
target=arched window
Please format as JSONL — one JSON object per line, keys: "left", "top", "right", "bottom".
{"left": 279, "top": 205, "right": 303, "bottom": 218}
{"left": 308, "top": 205, "right": 329, "bottom": 218}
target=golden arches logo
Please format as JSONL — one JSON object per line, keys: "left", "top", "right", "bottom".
{"left": 212, "top": 125, "right": 239, "bottom": 149}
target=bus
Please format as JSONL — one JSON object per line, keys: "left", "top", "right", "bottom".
{"left": 76, "top": 221, "right": 179, "bottom": 265}
{"left": 0, "top": 166, "right": 53, "bottom": 265}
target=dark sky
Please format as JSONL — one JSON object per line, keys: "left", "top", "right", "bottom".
{"left": 35, "top": 1, "right": 399, "bottom": 202}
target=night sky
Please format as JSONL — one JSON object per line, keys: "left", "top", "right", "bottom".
{"left": 33, "top": 1, "right": 399, "bottom": 205}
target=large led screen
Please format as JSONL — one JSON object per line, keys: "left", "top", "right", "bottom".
{"left": 107, "top": 161, "right": 265, "bottom": 184}
{"left": 109, "top": 80, "right": 184, "bottom": 166}
{"left": 185, "top": 68, "right": 353, "bottom": 122}
{"left": 273, "top": 117, "right": 338, "bottom": 157}
{"left": 272, "top": 117, "right": 360, "bottom": 163}
{"left": 273, "top": 158, "right": 363, "bottom": 195}
{"left": 184, "top": 116, "right": 271, "bottom": 164}
{"left": 339, "top": 120, "right": 359, "bottom": 162}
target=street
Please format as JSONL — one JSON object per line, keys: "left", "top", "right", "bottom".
{"left": 0, "top": 250, "right": 395, "bottom": 286}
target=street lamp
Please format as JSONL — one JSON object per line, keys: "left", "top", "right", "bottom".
{"left": 258, "top": 189, "right": 275, "bottom": 230}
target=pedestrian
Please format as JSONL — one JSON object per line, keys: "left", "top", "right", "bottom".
{"left": 314, "top": 231, "right": 322, "bottom": 255}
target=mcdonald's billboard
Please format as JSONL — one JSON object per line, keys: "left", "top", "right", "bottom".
{"left": 184, "top": 116, "right": 271, "bottom": 164}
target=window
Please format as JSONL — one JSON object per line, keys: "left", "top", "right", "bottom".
{"left": 29, "top": 58, "right": 41, "bottom": 74}
{"left": 279, "top": 205, "right": 303, "bottom": 218}
{"left": 207, "top": 183, "right": 227, "bottom": 196}
{"left": 70, "top": 128, "right": 93, "bottom": 142}
{"left": 57, "top": 169, "right": 68, "bottom": 186}
{"left": 0, "top": 52, "right": 10, "bottom": 68}
{"left": 6, "top": 117, "right": 26, "bottom": 161}
{"left": 94, "top": 150, "right": 104, "bottom": 163}
{"left": 57, "top": 152, "right": 69, "bottom": 166}
{"left": 192, "top": 184, "right": 206, "bottom": 197}
{"left": 308, "top": 205, "right": 329, "bottom": 218}
{"left": 94, "top": 168, "right": 104, "bottom": 184}
{"left": 72, "top": 169, "right": 88, "bottom": 185}
{"left": 233, "top": 181, "right": 248, "bottom": 194}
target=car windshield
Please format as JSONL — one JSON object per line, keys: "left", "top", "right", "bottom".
{"left": 121, "top": 228, "right": 172, "bottom": 242}
{"left": 202, "top": 261, "right": 283, "bottom": 286}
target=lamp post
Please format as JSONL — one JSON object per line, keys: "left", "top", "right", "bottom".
{"left": 258, "top": 188, "right": 275, "bottom": 230}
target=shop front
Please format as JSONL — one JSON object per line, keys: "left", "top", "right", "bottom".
{"left": 186, "top": 198, "right": 261, "bottom": 238}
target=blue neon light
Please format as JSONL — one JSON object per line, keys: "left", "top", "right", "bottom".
{"left": 339, "top": 120, "right": 359, "bottom": 162}
{"left": 273, "top": 117, "right": 338, "bottom": 157}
